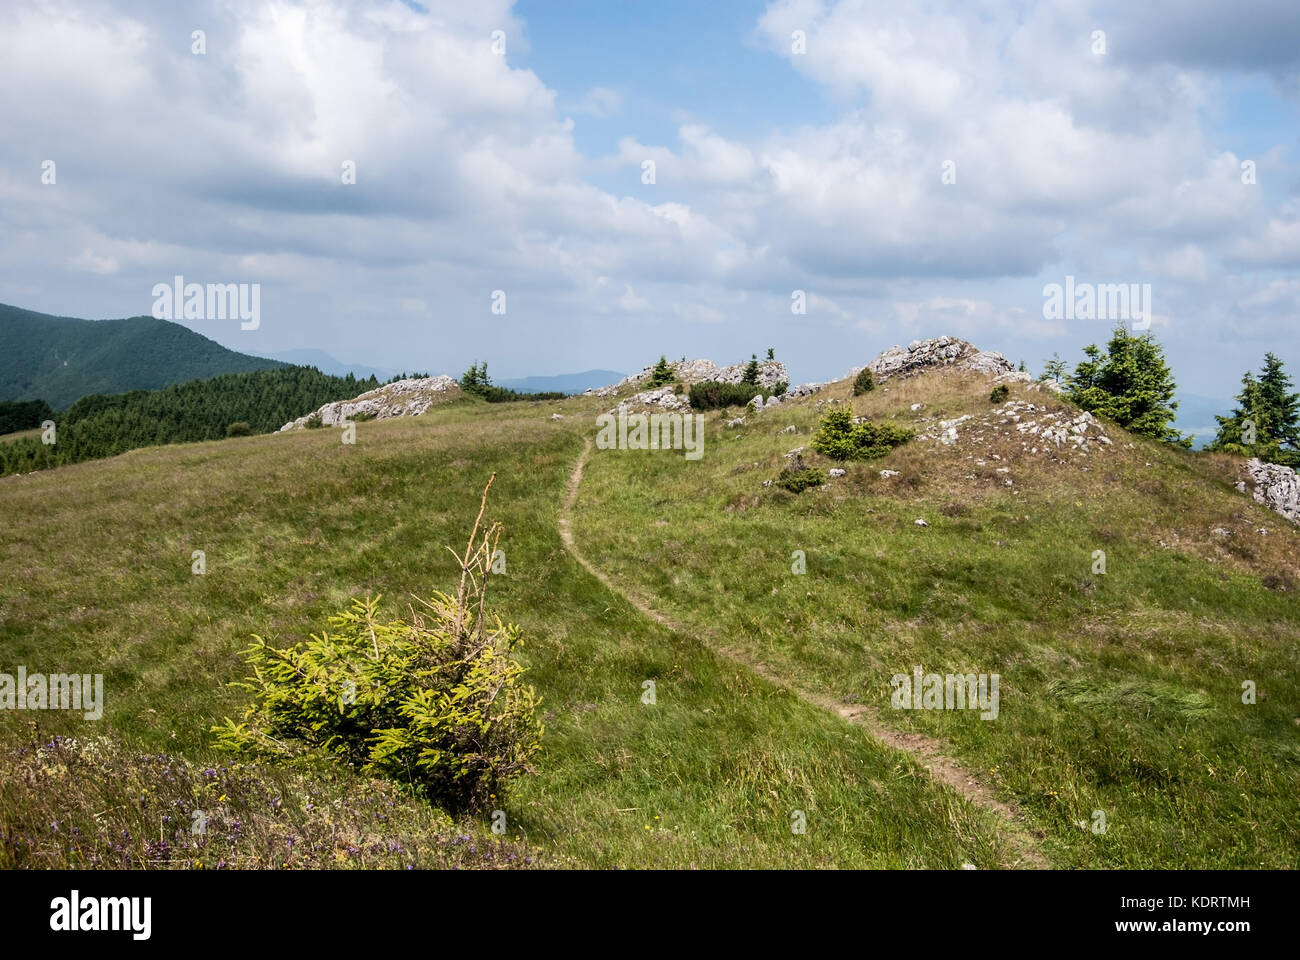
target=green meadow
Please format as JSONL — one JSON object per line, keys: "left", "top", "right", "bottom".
{"left": 2, "top": 371, "right": 1297, "bottom": 868}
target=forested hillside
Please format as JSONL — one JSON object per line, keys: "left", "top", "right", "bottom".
{"left": 0, "top": 366, "right": 377, "bottom": 475}
{"left": 0, "top": 303, "right": 288, "bottom": 408}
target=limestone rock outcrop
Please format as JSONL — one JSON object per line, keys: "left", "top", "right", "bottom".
{"left": 1241, "top": 458, "right": 1300, "bottom": 524}
{"left": 280, "top": 376, "right": 459, "bottom": 431}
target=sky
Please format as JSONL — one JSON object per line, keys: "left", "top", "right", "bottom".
{"left": 2, "top": 0, "right": 1298, "bottom": 422}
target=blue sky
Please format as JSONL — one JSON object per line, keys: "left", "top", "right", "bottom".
{"left": 2, "top": 0, "right": 1299, "bottom": 432}
{"left": 514, "top": 0, "right": 840, "bottom": 158}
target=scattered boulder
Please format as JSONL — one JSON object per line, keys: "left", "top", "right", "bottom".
{"left": 611, "top": 386, "right": 688, "bottom": 413}
{"left": 939, "top": 414, "right": 972, "bottom": 445}
{"left": 829, "top": 468, "right": 846, "bottom": 478}
{"left": 782, "top": 382, "right": 828, "bottom": 400}
{"left": 919, "top": 400, "right": 1111, "bottom": 460}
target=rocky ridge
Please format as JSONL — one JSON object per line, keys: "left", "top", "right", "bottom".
{"left": 586, "top": 358, "right": 790, "bottom": 399}
{"left": 849, "top": 336, "right": 1017, "bottom": 383}
{"left": 280, "top": 376, "right": 459, "bottom": 431}
{"left": 595, "top": 358, "right": 830, "bottom": 413}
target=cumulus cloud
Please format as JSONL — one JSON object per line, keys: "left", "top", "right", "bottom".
{"left": 0, "top": 0, "right": 1296, "bottom": 390}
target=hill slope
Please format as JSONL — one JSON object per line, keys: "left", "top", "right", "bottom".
{"left": 571, "top": 361, "right": 1300, "bottom": 867}
{"left": 0, "top": 303, "right": 288, "bottom": 408}
{"left": 0, "top": 345, "right": 1295, "bottom": 869}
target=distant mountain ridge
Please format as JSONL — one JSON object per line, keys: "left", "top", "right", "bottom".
{"left": 0, "top": 303, "right": 288, "bottom": 409}
{"left": 254, "top": 348, "right": 398, "bottom": 383}
{"left": 495, "top": 370, "right": 625, "bottom": 395}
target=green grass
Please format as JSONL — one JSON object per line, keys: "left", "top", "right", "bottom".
{"left": 570, "top": 371, "right": 1300, "bottom": 868}
{"left": 0, "top": 395, "right": 1026, "bottom": 868}
{"left": 4, "top": 373, "right": 1296, "bottom": 868}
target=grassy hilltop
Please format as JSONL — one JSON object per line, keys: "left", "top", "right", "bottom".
{"left": 1, "top": 365, "right": 1296, "bottom": 868}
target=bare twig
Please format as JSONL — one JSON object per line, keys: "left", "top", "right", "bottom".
{"left": 455, "top": 473, "right": 497, "bottom": 636}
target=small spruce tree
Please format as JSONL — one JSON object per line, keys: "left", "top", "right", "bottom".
{"left": 647, "top": 356, "right": 675, "bottom": 388}
{"left": 1068, "top": 328, "right": 1189, "bottom": 446}
{"left": 1042, "top": 352, "right": 1067, "bottom": 382}
{"left": 1209, "top": 354, "right": 1300, "bottom": 466}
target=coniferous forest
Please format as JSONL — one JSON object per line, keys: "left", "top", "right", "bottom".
{"left": 0, "top": 367, "right": 378, "bottom": 476}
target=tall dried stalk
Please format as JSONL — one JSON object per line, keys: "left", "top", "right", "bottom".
{"left": 447, "top": 473, "right": 500, "bottom": 643}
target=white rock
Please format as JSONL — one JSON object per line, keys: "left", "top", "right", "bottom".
{"left": 587, "top": 357, "right": 791, "bottom": 396}
{"left": 280, "top": 376, "right": 458, "bottom": 430}
{"left": 611, "top": 386, "right": 688, "bottom": 413}
{"left": 1242, "top": 458, "right": 1300, "bottom": 523}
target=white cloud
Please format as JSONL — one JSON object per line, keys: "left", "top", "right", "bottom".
{"left": 1140, "top": 244, "right": 1209, "bottom": 284}
{"left": 618, "top": 285, "right": 649, "bottom": 311}
{"left": 567, "top": 86, "right": 623, "bottom": 117}
{"left": 673, "top": 302, "right": 726, "bottom": 324}
{"left": 70, "top": 248, "right": 118, "bottom": 275}
{"left": 0, "top": 0, "right": 1297, "bottom": 390}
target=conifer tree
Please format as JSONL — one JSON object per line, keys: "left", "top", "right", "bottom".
{"left": 646, "top": 356, "right": 674, "bottom": 388}
{"left": 1258, "top": 352, "right": 1300, "bottom": 449}
{"left": 1068, "top": 327, "right": 1188, "bottom": 446}
{"left": 1209, "top": 354, "right": 1300, "bottom": 466}
{"left": 1042, "top": 353, "right": 1067, "bottom": 382}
